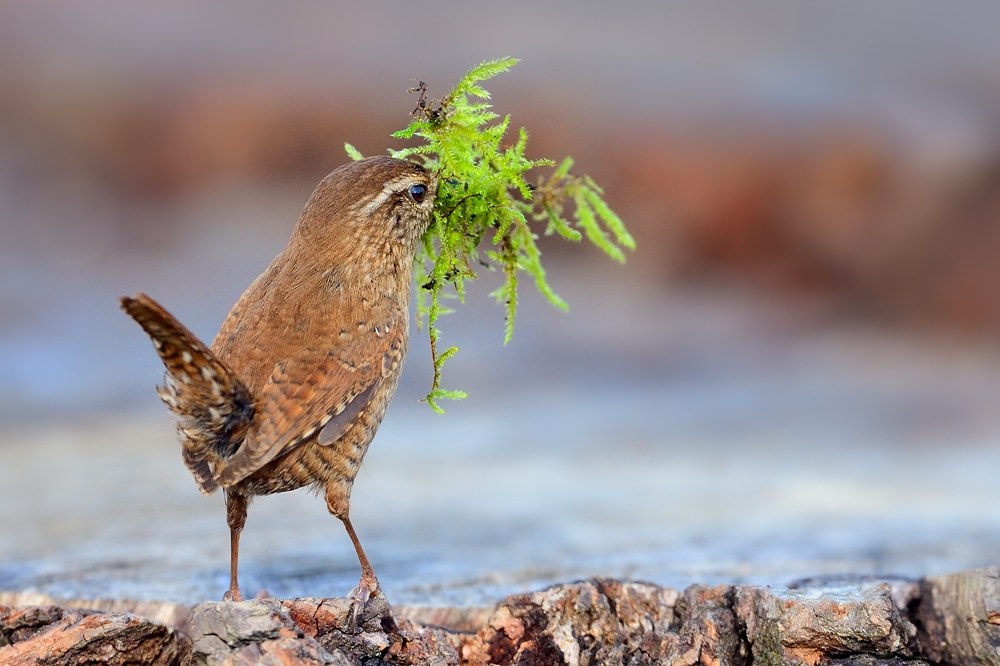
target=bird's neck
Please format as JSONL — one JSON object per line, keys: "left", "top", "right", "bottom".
{"left": 278, "top": 239, "right": 415, "bottom": 315}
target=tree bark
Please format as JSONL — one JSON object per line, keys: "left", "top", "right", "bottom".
{"left": 0, "top": 604, "right": 189, "bottom": 665}
{"left": 6, "top": 568, "right": 1000, "bottom": 665}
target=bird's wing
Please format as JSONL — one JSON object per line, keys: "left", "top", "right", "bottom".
{"left": 120, "top": 293, "right": 255, "bottom": 495}
{"left": 213, "top": 322, "right": 405, "bottom": 487}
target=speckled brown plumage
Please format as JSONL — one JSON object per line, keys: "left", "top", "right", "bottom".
{"left": 121, "top": 156, "right": 436, "bottom": 626}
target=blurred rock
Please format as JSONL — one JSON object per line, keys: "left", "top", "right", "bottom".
{"left": 393, "top": 606, "right": 495, "bottom": 635}
{"left": 7, "top": 63, "right": 1000, "bottom": 333}
{"left": 610, "top": 131, "right": 1000, "bottom": 330}
{"left": 0, "top": 591, "right": 192, "bottom": 631}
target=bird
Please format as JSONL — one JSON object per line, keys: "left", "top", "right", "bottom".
{"left": 120, "top": 155, "right": 436, "bottom": 628}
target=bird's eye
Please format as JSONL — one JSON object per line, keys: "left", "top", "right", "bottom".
{"left": 408, "top": 184, "right": 426, "bottom": 204}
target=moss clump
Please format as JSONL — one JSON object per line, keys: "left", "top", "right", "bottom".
{"left": 347, "top": 58, "right": 634, "bottom": 412}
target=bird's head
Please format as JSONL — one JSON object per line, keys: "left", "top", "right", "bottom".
{"left": 290, "top": 156, "right": 437, "bottom": 281}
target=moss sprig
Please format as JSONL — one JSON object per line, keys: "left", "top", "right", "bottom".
{"left": 346, "top": 58, "right": 634, "bottom": 412}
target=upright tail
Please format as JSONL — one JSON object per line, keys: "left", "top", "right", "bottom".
{"left": 120, "top": 293, "right": 255, "bottom": 495}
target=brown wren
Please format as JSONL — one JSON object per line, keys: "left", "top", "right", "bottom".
{"left": 121, "top": 156, "right": 436, "bottom": 625}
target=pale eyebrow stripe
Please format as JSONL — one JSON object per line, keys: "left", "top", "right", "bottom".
{"left": 355, "top": 175, "right": 425, "bottom": 216}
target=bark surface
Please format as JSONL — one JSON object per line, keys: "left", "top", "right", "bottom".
{"left": 4, "top": 568, "right": 1000, "bottom": 665}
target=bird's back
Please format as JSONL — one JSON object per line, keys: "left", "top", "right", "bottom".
{"left": 208, "top": 244, "right": 410, "bottom": 497}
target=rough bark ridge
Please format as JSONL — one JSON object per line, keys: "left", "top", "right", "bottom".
{"left": 5, "top": 567, "right": 1000, "bottom": 665}
{"left": 0, "top": 604, "right": 190, "bottom": 665}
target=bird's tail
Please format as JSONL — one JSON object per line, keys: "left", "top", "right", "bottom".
{"left": 120, "top": 293, "right": 255, "bottom": 495}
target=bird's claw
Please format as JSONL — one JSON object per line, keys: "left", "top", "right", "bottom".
{"left": 348, "top": 574, "right": 376, "bottom": 633}
{"left": 222, "top": 588, "right": 244, "bottom": 602}
{"left": 348, "top": 572, "right": 396, "bottom": 634}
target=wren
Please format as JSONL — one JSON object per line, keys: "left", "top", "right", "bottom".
{"left": 121, "top": 156, "right": 436, "bottom": 628}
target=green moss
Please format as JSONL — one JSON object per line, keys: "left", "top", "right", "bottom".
{"left": 753, "top": 622, "right": 793, "bottom": 666}
{"left": 348, "top": 59, "right": 634, "bottom": 412}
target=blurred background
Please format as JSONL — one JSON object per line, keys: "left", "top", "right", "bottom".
{"left": 4, "top": 1, "right": 1000, "bottom": 607}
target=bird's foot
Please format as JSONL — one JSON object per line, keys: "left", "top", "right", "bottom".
{"left": 348, "top": 572, "right": 396, "bottom": 634}
{"left": 222, "top": 587, "right": 244, "bottom": 602}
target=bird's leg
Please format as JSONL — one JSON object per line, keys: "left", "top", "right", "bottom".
{"left": 343, "top": 514, "right": 381, "bottom": 600}
{"left": 223, "top": 491, "right": 248, "bottom": 602}
{"left": 327, "top": 487, "right": 394, "bottom": 633}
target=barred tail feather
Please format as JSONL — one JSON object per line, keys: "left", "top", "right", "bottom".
{"left": 120, "top": 293, "right": 255, "bottom": 494}
{"left": 183, "top": 447, "right": 219, "bottom": 495}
